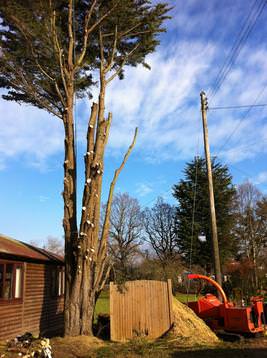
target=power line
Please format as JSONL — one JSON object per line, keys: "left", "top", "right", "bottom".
{"left": 223, "top": 137, "right": 267, "bottom": 155}
{"left": 209, "top": 103, "right": 267, "bottom": 111}
{"left": 210, "top": 0, "right": 257, "bottom": 91}
{"left": 138, "top": 95, "right": 265, "bottom": 207}
{"left": 140, "top": 187, "right": 173, "bottom": 209}
{"left": 209, "top": 0, "right": 266, "bottom": 101}
{"left": 214, "top": 84, "right": 267, "bottom": 156}
{"left": 230, "top": 163, "right": 259, "bottom": 179}
{"left": 209, "top": 0, "right": 266, "bottom": 100}
{"left": 218, "top": 158, "right": 265, "bottom": 185}
{"left": 140, "top": 110, "right": 203, "bottom": 209}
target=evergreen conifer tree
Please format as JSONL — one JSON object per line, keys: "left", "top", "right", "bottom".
{"left": 173, "top": 157, "right": 236, "bottom": 272}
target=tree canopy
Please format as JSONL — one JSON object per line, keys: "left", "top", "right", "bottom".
{"left": 172, "top": 157, "right": 237, "bottom": 271}
{"left": 0, "top": 0, "right": 170, "bottom": 118}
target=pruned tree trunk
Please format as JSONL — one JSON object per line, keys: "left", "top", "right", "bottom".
{"left": 63, "top": 78, "right": 137, "bottom": 334}
{"left": 60, "top": 23, "right": 140, "bottom": 334}
{"left": 62, "top": 99, "right": 80, "bottom": 335}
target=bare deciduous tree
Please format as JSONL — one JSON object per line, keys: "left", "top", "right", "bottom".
{"left": 234, "top": 181, "right": 267, "bottom": 289}
{"left": 44, "top": 236, "right": 65, "bottom": 256}
{"left": 143, "top": 197, "right": 179, "bottom": 266}
{"left": 108, "top": 193, "right": 143, "bottom": 280}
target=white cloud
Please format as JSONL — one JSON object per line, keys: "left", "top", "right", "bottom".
{"left": 99, "top": 40, "right": 216, "bottom": 158}
{"left": 0, "top": 98, "right": 63, "bottom": 170}
{"left": 98, "top": 41, "right": 267, "bottom": 165}
{"left": 1, "top": 2, "right": 267, "bottom": 170}
{"left": 253, "top": 171, "right": 267, "bottom": 185}
{"left": 135, "top": 183, "right": 153, "bottom": 197}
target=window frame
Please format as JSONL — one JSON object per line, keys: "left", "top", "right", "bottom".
{"left": 51, "top": 266, "right": 65, "bottom": 298}
{"left": 0, "top": 259, "right": 24, "bottom": 304}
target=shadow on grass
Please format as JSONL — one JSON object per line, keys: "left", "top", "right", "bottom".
{"left": 170, "top": 347, "right": 267, "bottom": 358}
{"left": 91, "top": 339, "right": 267, "bottom": 358}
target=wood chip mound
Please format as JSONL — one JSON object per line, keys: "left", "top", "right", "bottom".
{"left": 168, "top": 297, "right": 219, "bottom": 346}
{"left": 51, "top": 336, "right": 103, "bottom": 358}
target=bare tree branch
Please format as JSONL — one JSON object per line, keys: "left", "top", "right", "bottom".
{"left": 76, "top": 0, "right": 98, "bottom": 67}
{"left": 99, "top": 128, "right": 138, "bottom": 257}
{"left": 102, "top": 22, "right": 141, "bottom": 38}
{"left": 106, "top": 44, "right": 140, "bottom": 84}
{"left": 7, "top": 13, "right": 66, "bottom": 108}
{"left": 99, "top": 28, "right": 105, "bottom": 72}
{"left": 68, "top": 0, "right": 74, "bottom": 69}
{"left": 50, "top": 10, "right": 68, "bottom": 95}
{"left": 105, "top": 25, "right": 118, "bottom": 73}
{"left": 76, "top": 2, "right": 119, "bottom": 67}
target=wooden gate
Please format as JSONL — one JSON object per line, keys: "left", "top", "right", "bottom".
{"left": 110, "top": 280, "right": 173, "bottom": 342}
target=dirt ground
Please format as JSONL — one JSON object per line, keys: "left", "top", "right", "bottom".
{"left": 51, "top": 336, "right": 267, "bottom": 358}
{"left": 2, "top": 336, "right": 267, "bottom": 358}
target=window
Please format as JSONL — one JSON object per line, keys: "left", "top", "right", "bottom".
{"left": 51, "top": 267, "right": 65, "bottom": 297}
{"left": 0, "top": 261, "right": 23, "bottom": 301}
{"left": 5, "top": 264, "right": 13, "bottom": 299}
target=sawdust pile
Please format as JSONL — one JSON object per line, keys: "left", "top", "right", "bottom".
{"left": 168, "top": 297, "right": 219, "bottom": 346}
{"left": 51, "top": 336, "right": 103, "bottom": 358}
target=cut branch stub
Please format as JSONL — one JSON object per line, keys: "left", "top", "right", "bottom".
{"left": 80, "top": 103, "right": 98, "bottom": 227}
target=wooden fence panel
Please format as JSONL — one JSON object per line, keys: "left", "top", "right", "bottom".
{"left": 110, "top": 280, "right": 173, "bottom": 342}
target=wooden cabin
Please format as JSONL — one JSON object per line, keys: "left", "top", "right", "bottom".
{"left": 0, "top": 234, "right": 64, "bottom": 340}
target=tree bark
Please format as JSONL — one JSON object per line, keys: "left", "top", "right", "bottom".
{"left": 62, "top": 102, "right": 81, "bottom": 335}
{"left": 64, "top": 76, "right": 112, "bottom": 335}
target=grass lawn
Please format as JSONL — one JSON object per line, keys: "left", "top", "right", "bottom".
{"left": 86, "top": 338, "right": 267, "bottom": 358}
{"left": 95, "top": 290, "right": 110, "bottom": 318}
{"left": 175, "top": 292, "right": 199, "bottom": 303}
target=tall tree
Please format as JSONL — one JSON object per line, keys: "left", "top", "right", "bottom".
{"left": 173, "top": 157, "right": 236, "bottom": 271}
{"left": 143, "top": 197, "right": 178, "bottom": 265}
{"left": 108, "top": 192, "right": 143, "bottom": 281}
{"left": 234, "top": 181, "right": 267, "bottom": 289}
{"left": 0, "top": 0, "right": 170, "bottom": 335}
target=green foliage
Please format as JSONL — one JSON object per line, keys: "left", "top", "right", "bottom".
{"left": 0, "top": 0, "right": 171, "bottom": 117}
{"left": 0, "top": 0, "right": 67, "bottom": 116}
{"left": 175, "top": 292, "right": 198, "bottom": 303}
{"left": 172, "top": 157, "right": 237, "bottom": 271}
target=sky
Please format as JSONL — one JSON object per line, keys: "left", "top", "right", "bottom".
{"left": 0, "top": 0, "right": 267, "bottom": 245}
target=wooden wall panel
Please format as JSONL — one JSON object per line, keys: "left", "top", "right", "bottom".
{"left": 0, "top": 262, "right": 64, "bottom": 340}
{"left": 110, "top": 280, "right": 173, "bottom": 342}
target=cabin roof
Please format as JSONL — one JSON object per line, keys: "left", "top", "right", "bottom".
{"left": 0, "top": 234, "right": 64, "bottom": 263}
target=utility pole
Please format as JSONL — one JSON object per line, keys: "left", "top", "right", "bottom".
{"left": 200, "top": 91, "right": 222, "bottom": 286}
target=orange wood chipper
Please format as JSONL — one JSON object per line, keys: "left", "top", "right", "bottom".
{"left": 187, "top": 274, "right": 265, "bottom": 335}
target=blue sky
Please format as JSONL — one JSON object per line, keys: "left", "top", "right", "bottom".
{"left": 1, "top": 0, "right": 267, "bottom": 244}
